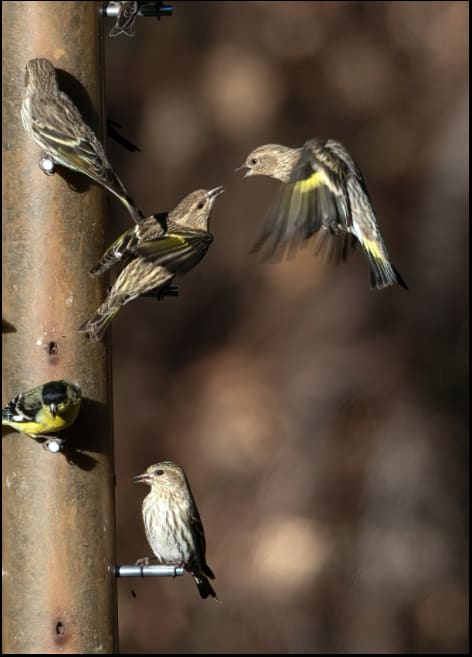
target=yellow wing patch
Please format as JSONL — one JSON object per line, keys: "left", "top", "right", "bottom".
{"left": 295, "top": 171, "right": 329, "bottom": 194}
{"left": 163, "top": 235, "right": 187, "bottom": 245}
{"left": 362, "top": 237, "right": 385, "bottom": 262}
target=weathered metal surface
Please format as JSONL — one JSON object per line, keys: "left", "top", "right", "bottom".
{"left": 2, "top": 2, "right": 118, "bottom": 652}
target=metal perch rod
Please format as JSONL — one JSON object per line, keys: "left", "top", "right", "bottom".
{"left": 104, "top": 2, "right": 173, "bottom": 18}
{"left": 114, "top": 565, "right": 184, "bottom": 577}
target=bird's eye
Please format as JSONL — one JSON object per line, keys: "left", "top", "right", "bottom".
{"left": 251, "top": 158, "right": 257, "bottom": 165}
{"left": 197, "top": 202, "right": 205, "bottom": 209}
{"left": 155, "top": 469, "right": 164, "bottom": 476}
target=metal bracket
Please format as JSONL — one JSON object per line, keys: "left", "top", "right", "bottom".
{"left": 114, "top": 564, "right": 184, "bottom": 577}
{"left": 104, "top": 2, "right": 173, "bottom": 19}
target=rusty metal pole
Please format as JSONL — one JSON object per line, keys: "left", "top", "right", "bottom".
{"left": 2, "top": 2, "right": 118, "bottom": 653}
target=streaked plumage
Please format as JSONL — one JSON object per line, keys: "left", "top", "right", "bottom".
{"left": 108, "top": 1, "right": 139, "bottom": 37}
{"left": 79, "top": 186, "right": 224, "bottom": 341}
{"left": 134, "top": 461, "right": 218, "bottom": 600}
{"left": 21, "top": 58, "right": 142, "bottom": 223}
{"left": 88, "top": 211, "right": 168, "bottom": 277}
{"left": 2, "top": 380, "right": 81, "bottom": 441}
{"left": 238, "top": 139, "right": 407, "bottom": 290}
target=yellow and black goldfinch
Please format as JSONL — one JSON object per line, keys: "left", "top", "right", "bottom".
{"left": 2, "top": 380, "right": 82, "bottom": 449}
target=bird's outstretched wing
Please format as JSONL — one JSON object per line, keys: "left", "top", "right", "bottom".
{"left": 251, "top": 144, "right": 351, "bottom": 261}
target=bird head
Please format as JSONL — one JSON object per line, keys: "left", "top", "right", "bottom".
{"left": 133, "top": 461, "right": 187, "bottom": 491}
{"left": 235, "top": 144, "right": 298, "bottom": 182}
{"left": 42, "top": 380, "right": 81, "bottom": 419}
{"left": 24, "top": 58, "right": 58, "bottom": 94}
{"left": 172, "top": 187, "right": 224, "bottom": 231}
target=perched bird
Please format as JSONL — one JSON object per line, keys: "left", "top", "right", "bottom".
{"left": 238, "top": 139, "right": 407, "bottom": 290}
{"left": 134, "top": 461, "right": 218, "bottom": 600}
{"left": 79, "top": 186, "right": 224, "bottom": 341}
{"left": 90, "top": 211, "right": 180, "bottom": 300}
{"left": 108, "top": 1, "right": 140, "bottom": 37}
{"left": 88, "top": 211, "right": 169, "bottom": 277}
{"left": 21, "top": 57, "right": 142, "bottom": 223}
{"left": 2, "top": 380, "right": 81, "bottom": 449}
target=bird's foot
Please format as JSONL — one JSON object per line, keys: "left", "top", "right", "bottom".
{"left": 327, "top": 223, "right": 340, "bottom": 236}
{"left": 135, "top": 556, "right": 154, "bottom": 566}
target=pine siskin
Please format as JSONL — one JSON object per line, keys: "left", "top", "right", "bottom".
{"left": 88, "top": 211, "right": 169, "bottom": 277}
{"left": 238, "top": 139, "right": 407, "bottom": 290}
{"left": 79, "top": 186, "right": 224, "bottom": 341}
{"left": 21, "top": 58, "right": 142, "bottom": 223}
{"left": 2, "top": 380, "right": 81, "bottom": 449}
{"left": 89, "top": 206, "right": 180, "bottom": 305}
{"left": 134, "top": 461, "right": 218, "bottom": 600}
{"left": 108, "top": 1, "right": 140, "bottom": 37}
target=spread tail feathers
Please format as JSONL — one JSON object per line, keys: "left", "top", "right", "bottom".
{"left": 364, "top": 249, "right": 408, "bottom": 290}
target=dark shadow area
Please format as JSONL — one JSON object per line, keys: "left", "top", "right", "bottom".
{"left": 61, "top": 397, "right": 110, "bottom": 467}
{"left": 2, "top": 319, "right": 17, "bottom": 334}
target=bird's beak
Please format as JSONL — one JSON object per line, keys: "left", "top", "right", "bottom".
{"left": 207, "top": 186, "right": 224, "bottom": 199}
{"left": 234, "top": 163, "right": 252, "bottom": 178}
{"left": 49, "top": 403, "right": 57, "bottom": 418}
{"left": 133, "top": 473, "right": 151, "bottom": 484}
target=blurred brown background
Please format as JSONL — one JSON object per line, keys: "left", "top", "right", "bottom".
{"left": 104, "top": 2, "right": 468, "bottom": 653}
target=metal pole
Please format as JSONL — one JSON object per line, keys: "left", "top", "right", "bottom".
{"left": 2, "top": 2, "right": 117, "bottom": 653}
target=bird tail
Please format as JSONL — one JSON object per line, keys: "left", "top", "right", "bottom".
{"left": 78, "top": 295, "right": 127, "bottom": 342}
{"left": 118, "top": 192, "right": 144, "bottom": 224}
{"left": 192, "top": 563, "right": 218, "bottom": 600}
{"left": 89, "top": 249, "right": 124, "bottom": 277}
{"left": 2, "top": 398, "right": 17, "bottom": 424}
{"left": 105, "top": 177, "right": 144, "bottom": 224}
{"left": 62, "top": 145, "right": 144, "bottom": 224}
{"left": 361, "top": 238, "right": 408, "bottom": 290}
{"left": 193, "top": 572, "right": 218, "bottom": 600}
